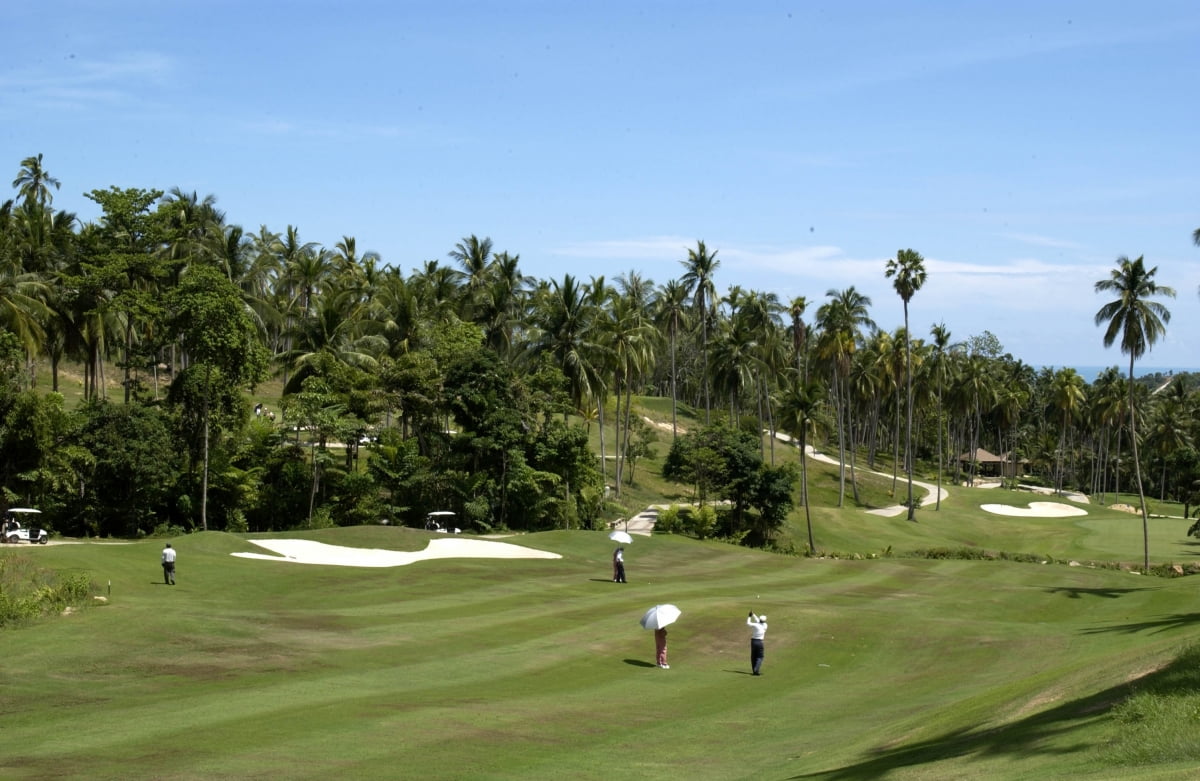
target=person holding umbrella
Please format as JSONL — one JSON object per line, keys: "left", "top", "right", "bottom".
{"left": 747, "top": 611, "right": 768, "bottom": 675}
{"left": 655, "top": 627, "right": 669, "bottom": 668}
{"left": 609, "top": 530, "right": 632, "bottom": 583}
{"left": 640, "top": 604, "right": 680, "bottom": 669}
{"left": 613, "top": 547, "right": 627, "bottom": 583}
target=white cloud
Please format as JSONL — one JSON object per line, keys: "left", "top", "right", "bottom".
{"left": 1000, "top": 232, "right": 1083, "bottom": 250}
{"left": 0, "top": 52, "right": 175, "bottom": 111}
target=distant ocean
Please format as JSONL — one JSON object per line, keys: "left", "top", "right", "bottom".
{"left": 1042, "top": 366, "right": 1200, "bottom": 385}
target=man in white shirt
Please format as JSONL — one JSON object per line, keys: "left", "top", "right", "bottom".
{"left": 747, "top": 612, "right": 768, "bottom": 675}
{"left": 613, "top": 547, "right": 626, "bottom": 583}
{"left": 162, "top": 543, "right": 177, "bottom": 585}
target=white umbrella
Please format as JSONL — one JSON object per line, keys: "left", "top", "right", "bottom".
{"left": 609, "top": 530, "right": 633, "bottom": 544}
{"left": 639, "top": 604, "right": 681, "bottom": 630}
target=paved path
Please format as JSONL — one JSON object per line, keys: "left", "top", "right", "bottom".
{"left": 770, "top": 432, "right": 948, "bottom": 517}
{"left": 614, "top": 431, "right": 952, "bottom": 532}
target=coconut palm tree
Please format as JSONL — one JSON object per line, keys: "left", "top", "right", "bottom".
{"left": 928, "top": 323, "right": 955, "bottom": 509}
{"left": 604, "top": 277, "right": 658, "bottom": 492}
{"left": 885, "top": 248, "right": 927, "bottom": 520}
{"left": 653, "top": 279, "right": 690, "bottom": 439}
{"left": 1089, "top": 366, "right": 1126, "bottom": 504}
{"left": 788, "top": 295, "right": 809, "bottom": 382}
{"left": 449, "top": 234, "right": 493, "bottom": 321}
{"left": 0, "top": 255, "right": 50, "bottom": 358}
{"left": 1095, "top": 254, "right": 1175, "bottom": 571}
{"left": 778, "top": 378, "right": 826, "bottom": 553}
{"left": 12, "top": 154, "right": 61, "bottom": 210}
{"left": 1144, "top": 381, "right": 1192, "bottom": 501}
{"left": 480, "top": 251, "right": 531, "bottom": 357}
{"left": 679, "top": 240, "right": 720, "bottom": 424}
{"left": 1049, "top": 368, "right": 1086, "bottom": 494}
{"left": 814, "top": 286, "right": 874, "bottom": 506}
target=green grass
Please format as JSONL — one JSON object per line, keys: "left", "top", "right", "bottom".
{"left": 4, "top": 519, "right": 1200, "bottom": 780}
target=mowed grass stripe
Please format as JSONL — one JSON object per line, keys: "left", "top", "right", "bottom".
{"left": 3, "top": 528, "right": 1200, "bottom": 779}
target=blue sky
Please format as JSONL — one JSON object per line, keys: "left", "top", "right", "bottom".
{"left": 4, "top": 1, "right": 1199, "bottom": 370}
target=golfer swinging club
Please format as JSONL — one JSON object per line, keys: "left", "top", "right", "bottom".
{"left": 747, "top": 611, "right": 767, "bottom": 675}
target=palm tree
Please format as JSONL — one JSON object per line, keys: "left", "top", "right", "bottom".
{"left": 480, "top": 251, "right": 531, "bottom": 357}
{"left": 1089, "top": 366, "right": 1126, "bottom": 504}
{"left": 885, "top": 248, "right": 927, "bottom": 520}
{"left": 1049, "top": 368, "right": 1086, "bottom": 494}
{"left": 928, "top": 323, "right": 954, "bottom": 509}
{"left": 1144, "top": 381, "right": 1192, "bottom": 501}
{"left": 0, "top": 256, "right": 50, "bottom": 357}
{"left": 12, "top": 154, "right": 61, "bottom": 210}
{"left": 816, "top": 287, "right": 873, "bottom": 502}
{"left": 528, "top": 274, "right": 605, "bottom": 417}
{"left": 778, "top": 379, "right": 825, "bottom": 553}
{"left": 1095, "top": 254, "right": 1175, "bottom": 571}
{"left": 604, "top": 277, "right": 658, "bottom": 492}
{"left": 788, "top": 295, "right": 809, "bottom": 381}
{"left": 679, "top": 240, "right": 720, "bottom": 424}
{"left": 449, "top": 234, "right": 493, "bottom": 321}
{"left": 654, "top": 279, "right": 690, "bottom": 439}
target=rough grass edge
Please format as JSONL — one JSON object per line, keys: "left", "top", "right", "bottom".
{"left": 1102, "top": 643, "right": 1200, "bottom": 766}
{"left": 0, "top": 554, "right": 99, "bottom": 627}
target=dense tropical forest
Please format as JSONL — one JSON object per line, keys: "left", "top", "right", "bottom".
{"left": 2, "top": 154, "right": 1197, "bottom": 547}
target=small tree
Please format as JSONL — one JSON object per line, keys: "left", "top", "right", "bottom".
{"left": 169, "top": 265, "right": 268, "bottom": 530}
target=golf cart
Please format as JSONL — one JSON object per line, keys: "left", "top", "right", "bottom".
{"left": 423, "top": 511, "right": 461, "bottom": 534}
{"left": 3, "top": 508, "right": 48, "bottom": 544}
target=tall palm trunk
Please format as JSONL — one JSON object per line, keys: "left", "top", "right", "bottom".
{"left": 201, "top": 365, "right": 211, "bottom": 531}
{"left": 670, "top": 326, "right": 678, "bottom": 439}
{"left": 622, "top": 379, "right": 635, "bottom": 486}
{"left": 903, "top": 316, "right": 915, "bottom": 520}
{"left": 1128, "top": 357, "right": 1150, "bottom": 571}
{"left": 935, "top": 384, "right": 944, "bottom": 510}
{"left": 833, "top": 371, "right": 847, "bottom": 507}
{"left": 598, "top": 395, "right": 608, "bottom": 491}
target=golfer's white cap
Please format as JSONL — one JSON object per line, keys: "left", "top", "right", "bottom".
{"left": 759, "top": 615, "right": 767, "bottom": 621}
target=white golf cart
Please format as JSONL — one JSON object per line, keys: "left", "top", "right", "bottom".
{"left": 3, "top": 508, "right": 48, "bottom": 544}
{"left": 423, "top": 511, "right": 461, "bottom": 534}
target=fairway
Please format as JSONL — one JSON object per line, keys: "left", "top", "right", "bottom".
{"left": 3, "top": 525, "right": 1200, "bottom": 780}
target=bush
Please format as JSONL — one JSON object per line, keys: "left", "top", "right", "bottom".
{"left": 686, "top": 505, "right": 718, "bottom": 540}
{"left": 654, "top": 505, "right": 682, "bottom": 534}
{"left": 303, "top": 506, "right": 336, "bottom": 530}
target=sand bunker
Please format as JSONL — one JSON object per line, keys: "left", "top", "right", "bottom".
{"left": 231, "top": 537, "right": 562, "bottom": 568}
{"left": 980, "top": 502, "right": 1087, "bottom": 518}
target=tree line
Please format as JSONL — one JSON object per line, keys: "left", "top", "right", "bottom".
{"left": 1, "top": 155, "right": 1194, "bottom": 560}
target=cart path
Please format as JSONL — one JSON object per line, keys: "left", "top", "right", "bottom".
{"left": 613, "top": 430, "right": 950, "bottom": 534}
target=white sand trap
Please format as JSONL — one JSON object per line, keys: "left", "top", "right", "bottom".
{"left": 980, "top": 502, "right": 1087, "bottom": 518}
{"left": 231, "top": 537, "right": 562, "bottom": 568}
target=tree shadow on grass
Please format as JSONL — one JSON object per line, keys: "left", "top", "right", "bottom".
{"left": 1043, "top": 585, "right": 1156, "bottom": 599}
{"left": 791, "top": 673, "right": 1126, "bottom": 779}
{"left": 793, "top": 632, "right": 1200, "bottom": 779}
{"left": 1080, "top": 611, "right": 1200, "bottom": 635}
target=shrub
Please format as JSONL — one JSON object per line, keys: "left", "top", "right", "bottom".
{"left": 654, "top": 505, "right": 682, "bottom": 534}
{"left": 687, "top": 505, "right": 718, "bottom": 540}
{"left": 304, "top": 506, "right": 336, "bottom": 530}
